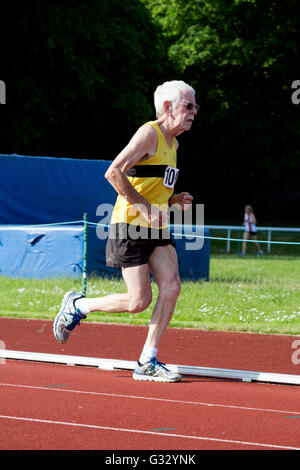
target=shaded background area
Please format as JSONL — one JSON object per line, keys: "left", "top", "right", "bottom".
{"left": 0, "top": 0, "right": 299, "bottom": 226}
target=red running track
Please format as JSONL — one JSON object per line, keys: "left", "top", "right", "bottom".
{"left": 0, "top": 317, "right": 300, "bottom": 450}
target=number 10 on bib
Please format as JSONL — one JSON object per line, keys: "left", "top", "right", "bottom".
{"left": 163, "top": 166, "right": 179, "bottom": 189}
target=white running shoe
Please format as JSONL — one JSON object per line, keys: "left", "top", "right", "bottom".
{"left": 133, "top": 357, "right": 182, "bottom": 383}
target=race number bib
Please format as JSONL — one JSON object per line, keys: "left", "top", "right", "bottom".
{"left": 163, "top": 166, "right": 179, "bottom": 189}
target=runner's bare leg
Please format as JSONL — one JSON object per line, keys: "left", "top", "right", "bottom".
{"left": 242, "top": 231, "right": 249, "bottom": 253}
{"left": 145, "top": 244, "right": 181, "bottom": 348}
{"left": 77, "top": 244, "right": 180, "bottom": 350}
{"left": 85, "top": 264, "right": 152, "bottom": 314}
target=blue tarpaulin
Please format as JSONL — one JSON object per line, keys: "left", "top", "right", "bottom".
{"left": 0, "top": 154, "right": 209, "bottom": 280}
{"left": 0, "top": 225, "right": 84, "bottom": 278}
{"left": 0, "top": 153, "right": 115, "bottom": 225}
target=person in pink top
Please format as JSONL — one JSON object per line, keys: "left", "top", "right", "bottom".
{"left": 241, "top": 205, "right": 263, "bottom": 256}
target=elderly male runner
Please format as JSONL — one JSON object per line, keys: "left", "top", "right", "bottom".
{"left": 53, "top": 80, "right": 198, "bottom": 382}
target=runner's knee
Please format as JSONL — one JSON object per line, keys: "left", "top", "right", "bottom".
{"left": 159, "top": 276, "right": 181, "bottom": 301}
{"left": 128, "top": 292, "right": 152, "bottom": 313}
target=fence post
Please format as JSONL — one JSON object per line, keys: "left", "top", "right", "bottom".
{"left": 226, "top": 229, "right": 231, "bottom": 253}
{"left": 267, "top": 230, "right": 272, "bottom": 254}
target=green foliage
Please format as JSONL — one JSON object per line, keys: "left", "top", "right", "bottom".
{"left": 1, "top": 0, "right": 300, "bottom": 223}
{"left": 143, "top": 0, "right": 300, "bottom": 225}
{"left": 1, "top": 0, "right": 166, "bottom": 157}
{"left": 143, "top": 0, "right": 300, "bottom": 172}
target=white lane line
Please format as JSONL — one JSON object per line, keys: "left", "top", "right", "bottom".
{"left": 0, "top": 414, "right": 299, "bottom": 450}
{"left": 0, "top": 382, "right": 300, "bottom": 416}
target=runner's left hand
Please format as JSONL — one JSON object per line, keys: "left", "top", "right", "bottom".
{"left": 169, "top": 192, "right": 193, "bottom": 211}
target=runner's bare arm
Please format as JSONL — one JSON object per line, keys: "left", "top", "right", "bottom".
{"left": 105, "top": 124, "right": 167, "bottom": 227}
{"left": 168, "top": 141, "right": 193, "bottom": 211}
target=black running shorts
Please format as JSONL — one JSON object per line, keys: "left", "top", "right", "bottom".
{"left": 106, "top": 223, "right": 176, "bottom": 269}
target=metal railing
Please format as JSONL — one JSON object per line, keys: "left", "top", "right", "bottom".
{"left": 205, "top": 225, "right": 300, "bottom": 253}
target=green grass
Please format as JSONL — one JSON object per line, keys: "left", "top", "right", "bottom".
{"left": 1, "top": 255, "right": 300, "bottom": 335}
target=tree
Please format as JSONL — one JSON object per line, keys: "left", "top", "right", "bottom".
{"left": 143, "top": 0, "right": 300, "bottom": 223}
{"left": 0, "top": 0, "right": 167, "bottom": 157}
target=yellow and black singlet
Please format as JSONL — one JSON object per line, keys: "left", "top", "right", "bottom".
{"left": 110, "top": 121, "right": 178, "bottom": 230}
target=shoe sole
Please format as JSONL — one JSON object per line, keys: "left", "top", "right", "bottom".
{"left": 132, "top": 373, "right": 182, "bottom": 383}
{"left": 53, "top": 290, "right": 74, "bottom": 344}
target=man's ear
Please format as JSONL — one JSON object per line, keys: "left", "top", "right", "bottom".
{"left": 163, "top": 100, "right": 173, "bottom": 115}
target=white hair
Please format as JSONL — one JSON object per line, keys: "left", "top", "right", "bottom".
{"left": 154, "top": 80, "right": 195, "bottom": 117}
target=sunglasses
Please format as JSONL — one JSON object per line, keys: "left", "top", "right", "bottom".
{"left": 177, "top": 102, "right": 199, "bottom": 111}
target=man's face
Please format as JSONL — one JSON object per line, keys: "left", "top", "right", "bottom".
{"left": 171, "top": 89, "right": 198, "bottom": 135}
